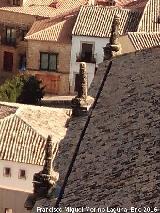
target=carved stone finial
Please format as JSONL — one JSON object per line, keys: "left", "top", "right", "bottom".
{"left": 77, "top": 62, "right": 87, "bottom": 100}
{"left": 24, "top": 136, "right": 59, "bottom": 210}
{"left": 33, "top": 136, "right": 56, "bottom": 196}
{"left": 103, "top": 15, "right": 121, "bottom": 60}
{"left": 42, "top": 135, "right": 53, "bottom": 175}
{"left": 110, "top": 15, "right": 120, "bottom": 46}
{"left": 71, "top": 62, "right": 88, "bottom": 116}
{"left": 103, "top": 45, "right": 113, "bottom": 60}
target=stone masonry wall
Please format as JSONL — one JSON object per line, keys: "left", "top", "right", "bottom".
{"left": 0, "top": 10, "right": 35, "bottom": 26}
{"left": 27, "top": 40, "right": 71, "bottom": 94}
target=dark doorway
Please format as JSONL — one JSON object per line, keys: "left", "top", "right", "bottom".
{"left": 3, "top": 51, "right": 13, "bottom": 72}
{"left": 19, "top": 54, "right": 26, "bottom": 71}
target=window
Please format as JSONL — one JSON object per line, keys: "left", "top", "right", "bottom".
{"left": 3, "top": 52, "right": 13, "bottom": 72}
{"left": 40, "top": 52, "right": 58, "bottom": 71}
{"left": 13, "top": 0, "right": 20, "bottom": 6}
{"left": 19, "top": 169, "right": 26, "bottom": 179}
{"left": 4, "top": 167, "right": 11, "bottom": 177}
{"left": 6, "top": 27, "right": 16, "bottom": 45}
{"left": 5, "top": 209, "right": 13, "bottom": 213}
{"left": 81, "top": 43, "right": 93, "bottom": 61}
{"left": 19, "top": 54, "right": 26, "bottom": 71}
{"left": 78, "top": 42, "right": 96, "bottom": 63}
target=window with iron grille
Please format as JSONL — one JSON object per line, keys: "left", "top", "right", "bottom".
{"left": 6, "top": 27, "right": 16, "bottom": 45}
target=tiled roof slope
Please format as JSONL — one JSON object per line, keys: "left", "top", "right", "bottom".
{"left": 72, "top": 6, "right": 142, "bottom": 37}
{"left": 124, "top": 0, "right": 148, "bottom": 11}
{"left": 116, "top": 0, "right": 142, "bottom": 7}
{"left": 0, "top": 105, "right": 17, "bottom": 119}
{"left": 96, "top": 0, "right": 148, "bottom": 9}
{"left": 128, "top": 32, "right": 160, "bottom": 50}
{"left": 0, "top": 114, "right": 57, "bottom": 166}
{"left": 23, "top": 0, "right": 53, "bottom": 6}
{"left": 0, "top": 0, "right": 87, "bottom": 18}
{"left": 59, "top": 47, "right": 160, "bottom": 208}
{"left": 25, "top": 15, "right": 77, "bottom": 42}
{"left": 138, "top": 0, "right": 160, "bottom": 32}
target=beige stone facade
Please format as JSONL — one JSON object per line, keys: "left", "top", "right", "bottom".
{"left": 119, "top": 35, "right": 136, "bottom": 54}
{"left": 0, "top": 7, "right": 71, "bottom": 95}
{"left": 0, "top": 8, "right": 76, "bottom": 95}
{"left": 0, "top": 10, "right": 35, "bottom": 81}
{"left": 27, "top": 40, "right": 71, "bottom": 95}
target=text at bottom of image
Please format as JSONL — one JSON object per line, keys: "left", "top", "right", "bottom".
{"left": 36, "top": 206, "right": 159, "bottom": 213}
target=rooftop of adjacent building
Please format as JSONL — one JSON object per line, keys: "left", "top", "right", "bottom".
{"left": 25, "top": 0, "right": 160, "bottom": 45}
{"left": 0, "top": 0, "right": 88, "bottom": 18}
{"left": 25, "top": 14, "right": 77, "bottom": 42}
{"left": 72, "top": 5, "right": 142, "bottom": 37}
{"left": 0, "top": 102, "right": 70, "bottom": 166}
{"left": 73, "top": 0, "right": 160, "bottom": 38}
{"left": 0, "top": 104, "right": 17, "bottom": 119}
{"left": 127, "top": 32, "right": 160, "bottom": 50}
{"left": 0, "top": 0, "right": 158, "bottom": 49}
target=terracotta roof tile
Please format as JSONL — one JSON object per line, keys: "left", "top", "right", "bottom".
{"left": 138, "top": 0, "right": 160, "bottom": 32}
{"left": 124, "top": 0, "right": 148, "bottom": 11}
{"left": 0, "top": 105, "right": 17, "bottom": 119}
{"left": 116, "top": 0, "right": 139, "bottom": 7}
{"left": 25, "top": 15, "right": 77, "bottom": 42}
{"left": 128, "top": 32, "right": 160, "bottom": 50}
{"left": 23, "top": 0, "right": 54, "bottom": 6}
{"left": 0, "top": 114, "right": 58, "bottom": 165}
{"left": 97, "top": 0, "right": 144, "bottom": 7}
{"left": 72, "top": 5, "right": 142, "bottom": 37}
{"left": 0, "top": 0, "right": 87, "bottom": 18}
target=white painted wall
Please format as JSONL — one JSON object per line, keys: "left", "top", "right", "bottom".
{"left": 22, "top": 0, "right": 28, "bottom": 5}
{"left": 0, "top": 160, "right": 42, "bottom": 193}
{"left": 70, "top": 35, "right": 109, "bottom": 92}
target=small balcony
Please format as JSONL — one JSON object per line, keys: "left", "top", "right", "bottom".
{"left": 1, "top": 37, "right": 16, "bottom": 47}
{"left": 76, "top": 52, "right": 96, "bottom": 63}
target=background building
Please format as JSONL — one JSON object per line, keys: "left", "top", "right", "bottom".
{"left": 0, "top": 103, "right": 69, "bottom": 213}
